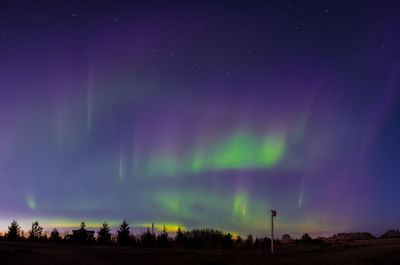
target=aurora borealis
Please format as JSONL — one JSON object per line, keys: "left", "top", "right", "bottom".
{"left": 1, "top": 1, "right": 400, "bottom": 237}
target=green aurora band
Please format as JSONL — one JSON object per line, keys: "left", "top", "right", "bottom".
{"left": 137, "top": 131, "right": 285, "bottom": 177}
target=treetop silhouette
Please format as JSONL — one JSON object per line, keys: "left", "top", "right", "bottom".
{"left": 6, "top": 220, "right": 21, "bottom": 241}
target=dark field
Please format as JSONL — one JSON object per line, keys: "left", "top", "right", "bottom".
{"left": 1, "top": 240, "right": 400, "bottom": 265}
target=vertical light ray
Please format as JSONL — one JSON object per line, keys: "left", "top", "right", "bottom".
{"left": 233, "top": 192, "right": 248, "bottom": 218}
{"left": 87, "top": 84, "right": 93, "bottom": 134}
{"left": 87, "top": 64, "right": 94, "bottom": 135}
{"left": 119, "top": 145, "right": 124, "bottom": 182}
{"left": 55, "top": 102, "right": 65, "bottom": 151}
{"left": 298, "top": 175, "right": 306, "bottom": 208}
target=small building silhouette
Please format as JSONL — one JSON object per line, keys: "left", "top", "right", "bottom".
{"left": 72, "top": 229, "right": 95, "bottom": 238}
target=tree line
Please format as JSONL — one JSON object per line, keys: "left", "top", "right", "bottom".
{"left": 1, "top": 220, "right": 396, "bottom": 249}
{"left": 0, "top": 219, "right": 282, "bottom": 249}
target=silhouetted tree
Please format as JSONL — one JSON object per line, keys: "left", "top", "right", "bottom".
{"left": 259, "top": 237, "right": 271, "bottom": 249}
{"left": 253, "top": 238, "right": 260, "bottom": 248}
{"left": 129, "top": 234, "right": 137, "bottom": 246}
{"left": 28, "top": 221, "right": 43, "bottom": 240}
{"left": 235, "top": 235, "right": 243, "bottom": 248}
{"left": 140, "top": 228, "right": 156, "bottom": 247}
{"left": 281, "top": 233, "right": 293, "bottom": 244}
{"left": 184, "top": 228, "right": 224, "bottom": 248}
{"left": 117, "top": 220, "right": 130, "bottom": 245}
{"left": 175, "top": 226, "right": 185, "bottom": 246}
{"left": 77, "top": 222, "right": 87, "bottom": 242}
{"left": 97, "top": 221, "right": 112, "bottom": 245}
{"left": 6, "top": 220, "right": 21, "bottom": 241}
{"left": 222, "top": 233, "right": 233, "bottom": 248}
{"left": 157, "top": 225, "right": 169, "bottom": 247}
{"left": 380, "top": 229, "right": 400, "bottom": 239}
{"left": 245, "top": 234, "right": 253, "bottom": 248}
{"left": 300, "top": 233, "right": 313, "bottom": 244}
{"left": 50, "top": 228, "right": 61, "bottom": 241}
{"left": 332, "top": 232, "right": 375, "bottom": 241}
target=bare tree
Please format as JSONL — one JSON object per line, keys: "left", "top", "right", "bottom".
{"left": 28, "top": 221, "right": 43, "bottom": 240}
{"left": 50, "top": 228, "right": 61, "bottom": 241}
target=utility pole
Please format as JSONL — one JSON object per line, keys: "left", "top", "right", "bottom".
{"left": 152, "top": 223, "right": 154, "bottom": 235}
{"left": 270, "top": 209, "right": 277, "bottom": 254}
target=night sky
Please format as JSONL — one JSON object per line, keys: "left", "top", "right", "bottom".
{"left": 1, "top": 1, "right": 400, "bottom": 237}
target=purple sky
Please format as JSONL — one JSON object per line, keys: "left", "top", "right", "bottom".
{"left": 0, "top": 1, "right": 399, "bottom": 237}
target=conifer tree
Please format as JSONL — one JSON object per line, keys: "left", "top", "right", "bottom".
{"left": 157, "top": 225, "right": 169, "bottom": 247}
{"left": 175, "top": 226, "right": 184, "bottom": 245}
{"left": 97, "top": 221, "right": 112, "bottom": 244}
{"left": 6, "top": 220, "right": 21, "bottom": 241}
{"left": 245, "top": 234, "right": 253, "bottom": 248}
{"left": 140, "top": 228, "right": 155, "bottom": 247}
{"left": 117, "top": 219, "right": 130, "bottom": 245}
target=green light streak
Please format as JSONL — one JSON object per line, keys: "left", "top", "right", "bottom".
{"left": 154, "top": 190, "right": 270, "bottom": 234}
{"left": 212, "top": 132, "right": 257, "bottom": 169}
{"left": 26, "top": 195, "right": 36, "bottom": 210}
{"left": 298, "top": 177, "right": 305, "bottom": 208}
{"left": 138, "top": 130, "right": 286, "bottom": 177}
{"left": 154, "top": 191, "right": 229, "bottom": 221}
{"left": 298, "top": 191, "right": 304, "bottom": 208}
{"left": 191, "top": 148, "right": 205, "bottom": 173}
{"left": 209, "top": 131, "right": 285, "bottom": 170}
{"left": 259, "top": 135, "right": 285, "bottom": 166}
{"left": 233, "top": 192, "right": 247, "bottom": 217}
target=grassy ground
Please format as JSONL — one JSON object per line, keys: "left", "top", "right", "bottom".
{"left": 0, "top": 239, "right": 399, "bottom": 265}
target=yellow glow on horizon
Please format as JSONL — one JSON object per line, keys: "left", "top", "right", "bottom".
{"left": 134, "top": 222, "right": 185, "bottom": 232}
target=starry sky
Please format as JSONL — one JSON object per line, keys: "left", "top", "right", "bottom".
{"left": 0, "top": 1, "right": 400, "bottom": 237}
